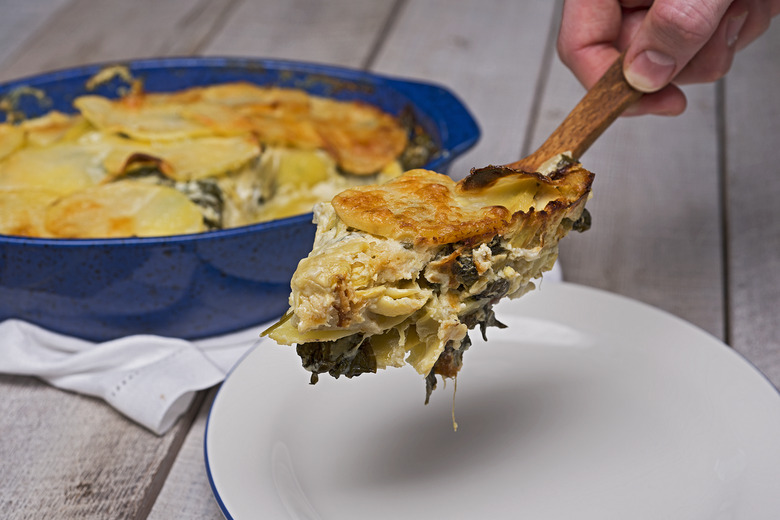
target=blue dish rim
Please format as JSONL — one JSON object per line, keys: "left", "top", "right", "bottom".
{"left": 0, "top": 56, "right": 481, "bottom": 248}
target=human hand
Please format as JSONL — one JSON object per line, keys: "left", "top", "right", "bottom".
{"left": 557, "top": 0, "right": 780, "bottom": 116}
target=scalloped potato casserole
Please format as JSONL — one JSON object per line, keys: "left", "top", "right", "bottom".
{"left": 265, "top": 156, "right": 593, "bottom": 401}
{"left": 0, "top": 81, "right": 431, "bottom": 238}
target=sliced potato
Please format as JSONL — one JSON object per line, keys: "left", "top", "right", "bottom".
{"left": 0, "top": 189, "right": 60, "bottom": 237}
{"left": 0, "top": 123, "right": 25, "bottom": 160}
{"left": 75, "top": 95, "right": 214, "bottom": 141}
{"left": 0, "top": 142, "right": 108, "bottom": 195}
{"left": 45, "top": 180, "right": 206, "bottom": 238}
{"left": 20, "top": 111, "right": 90, "bottom": 147}
{"left": 100, "top": 134, "right": 261, "bottom": 181}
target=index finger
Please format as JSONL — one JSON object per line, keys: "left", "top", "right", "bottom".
{"left": 558, "top": 0, "right": 624, "bottom": 87}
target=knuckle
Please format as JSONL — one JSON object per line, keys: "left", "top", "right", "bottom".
{"left": 651, "top": 1, "right": 720, "bottom": 45}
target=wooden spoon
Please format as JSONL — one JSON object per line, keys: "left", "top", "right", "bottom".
{"left": 506, "top": 52, "right": 641, "bottom": 172}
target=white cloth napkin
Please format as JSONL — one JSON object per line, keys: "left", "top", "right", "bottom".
{"left": 0, "top": 319, "right": 266, "bottom": 435}
{"left": 0, "top": 264, "right": 563, "bottom": 436}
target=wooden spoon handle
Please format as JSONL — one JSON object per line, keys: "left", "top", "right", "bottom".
{"left": 507, "top": 52, "right": 641, "bottom": 172}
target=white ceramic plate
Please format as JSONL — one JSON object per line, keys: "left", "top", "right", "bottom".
{"left": 205, "top": 283, "right": 780, "bottom": 519}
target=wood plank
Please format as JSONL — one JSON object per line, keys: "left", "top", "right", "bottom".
{"left": 203, "top": 0, "right": 400, "bottom": 67}
{"left": 0, "top": 374, "right": 202, "bottom": 519}
{"left": 531, "top": 39, "right": 725, "bottom": 338}
{"left": 371, "top": 0, "right": 561, "bottom": 179}
{"left": 0, "top": 0, "right": 72, "bottom": 70}
{"left": 0, "top": 0, "right": 240, "bottom": 82}
{"left": 147, "top": 390, "right": 224, "bottom": 520}
{"left": 723, "top": 21, "right": 780, "bottom": 387}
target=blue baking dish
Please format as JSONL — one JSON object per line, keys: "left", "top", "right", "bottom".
{"left": 0, "top": 57, "right": 480, "bottom": 341}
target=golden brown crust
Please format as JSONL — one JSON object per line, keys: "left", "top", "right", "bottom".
{"left": 331, "top": 163, "right": 594, "bottom": 246}
{"left": 309, "top": 98, "right": 408, "bottom": 175}
{"left": 332, "top": 169, "right": 514, "bottom": 245}
{"left": 75, "top": 82, "right": 407, "bottom": 175}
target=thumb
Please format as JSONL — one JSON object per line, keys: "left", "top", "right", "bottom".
{"left": 623, "top": 0, "right": 731, "bottom": 92}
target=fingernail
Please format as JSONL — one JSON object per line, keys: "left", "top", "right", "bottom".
{"left": 726, "top": 12, "right": 748, "bottom": 47}
{"left": 625, "top": 50, "right": 676, "bottom": 93}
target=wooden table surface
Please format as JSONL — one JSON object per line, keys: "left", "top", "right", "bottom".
{"left": 1, "top": 1, "right": 778, "bottom": 518}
